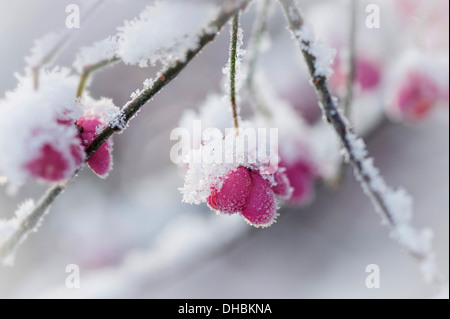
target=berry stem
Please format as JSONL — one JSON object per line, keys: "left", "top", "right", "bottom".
{"left": 230, "top": 13, "right": 241, "bottom": 134}
{"left": 0, "top": 0, "right": 253, "bottom": 264}
{"left": 76, "top": 57, "right": 120, "bottom": 98}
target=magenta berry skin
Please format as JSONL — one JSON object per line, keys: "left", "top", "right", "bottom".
{"left": 280, "top": 159, "right": 316, "bottom": 206}
{"left": 207, "top": 166, "right": 252, "bottom": 215}
{"left": 77, "top": 117, "right": 112, "bottom": 178}
{"left": 241, "top": 171, "right": 277, "bottom": 227}
{"left": 356, "top": 58, "right": 381, "bottom": 91}
{"left": 271, "top": 169, "right": 292, "bottom": 200}
{"left": 25, "top": 144, "right": 69, "bottom": 182}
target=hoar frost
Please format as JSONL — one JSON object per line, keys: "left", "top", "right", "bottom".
{"left": 0, "top": 68, "right": 83, "bottom": 184}
{"left": 0, "top": 199, "right": 36, "bottom": 265}
{"left": 117, "top": 1, "right": 219, "bottom": 67}
{"left": 73, "top": 36, "right": 119, "bottom": 73}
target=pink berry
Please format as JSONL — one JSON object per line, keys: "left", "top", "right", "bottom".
{"left": 241, "top": 172, "right": 277, "bottom": 227}
{"left": 25, "top": 144, "right": 69, "bottom": 182}
{"left": 331, "top": 55, "right": 381, "bottom": 92}
{"left": 394, "top": 72, "right": 440, "bottom": 122}
{"left": 356, "top": 58, "right": 381, "bottom": 91}
{"left": 207, "top": 166, "right": 252, "bottom": 215}
{"left": 77, "top": 117, "right": 112, "bottom": 178}
{"left": 280, "top": 159, "right": 316, "bottom": 205}
{"left": 271, "top": 168, "right": 292, "bottom": 200}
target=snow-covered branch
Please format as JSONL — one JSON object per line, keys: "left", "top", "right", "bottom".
{"left": 279, "top": 0, "right": 442, "bottom": 286}
{"left": 0, "top": 186, "right": 64, "bottom": 264}
{"left": 0, "top": 0, "right": 252, "bottom": 265}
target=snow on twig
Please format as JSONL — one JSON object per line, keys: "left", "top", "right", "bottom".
{"left": 0, "top": 0, "right": 252, "bottom": 265}
{"left": 279, "top": 0, "right": 442, "bottom": 286}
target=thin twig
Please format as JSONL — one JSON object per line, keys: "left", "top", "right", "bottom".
{"left": 279, "top": 0, "right": 441, "bottom": 286}
{"left": 76, "top": 57, "right": 121, "bottom": 98}
{"left": 334, "top": 0, "right": 358, "bottom": 187}
{"left": 0, "top": 184, "right": 66, "bottom": 260}
{"left": 230, "top": 13, "right": 241, "bottom": 133}
{"left": 0, "top": 0, "right": 251, "bottom": 263}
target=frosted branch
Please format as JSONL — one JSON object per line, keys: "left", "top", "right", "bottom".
{"left": 229, "top": 13, "right": 241, "bottom": 132}
{"left": 0, "top": 0, "right": 251, "bottom": 265}
{"left": 0, "top": 185, "right": 65, "bottom": 263}
{"left": 279, "top": 0, "right": 442, "bottom": 286}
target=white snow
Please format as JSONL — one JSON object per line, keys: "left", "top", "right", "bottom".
{"left": 0, "top": 68, "right": 82, "bottom": 184}
{"left": 25, "top": 31, "right": 67, "bottom": 69}
{"left": 117, "top": 1, "right": 219, "bottom": 67}
{"left": 0, "top": 199, "right": 35, "bottom": 265}
{"left": 292, "top": 23, "right": 336, "bottom": 78}
{"left": 73, "top": 36, "right": 118, "bottom": 73}
{"left": 81, "top": 95, "right": 120, "bottom": 124}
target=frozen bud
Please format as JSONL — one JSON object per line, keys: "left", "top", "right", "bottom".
{"left": 241, "top": 171, "right": 277, "bottom": 227}
{"left": 207, "top": 166, "right": 252, "bottom": 215}
{"left": 77, "top": 117, "right": 112, "bottom": 178}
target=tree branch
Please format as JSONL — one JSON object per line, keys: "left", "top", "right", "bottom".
{"left": 279, "top": 0, "right": 442, "bottom": 286}
{"left": 0, "top": 0, "right": 251, "bottom": 264}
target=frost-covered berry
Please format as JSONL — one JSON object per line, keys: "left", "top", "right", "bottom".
{"left": 77, "top": 117, "right": 112, "bottom": 178}
{"left": 241, "top": 171, "right": 277, "bottom": 227}
{"left": 207, "top": 166, "right": 252, "bottom": 215}
{"left": 279, "top": 159, "right": 317, "bottom": 206}
{"left": 25, "top": 144, "right": 69, "bottom": 182}
{"left": 387, "top": 51, "right": 449, "bottom": 123}
{"left": 271, "top": 168, "right": 293, "bottom": 200}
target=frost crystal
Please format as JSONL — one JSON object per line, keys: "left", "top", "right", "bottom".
{"left": 73, "top": 36, "right": 118, "bottom": 73}
{"left": 293, "top": 23, "right": 336, "bottom": 78}
{"left": 117, "top": 1, "right": 218, "bottom": 67}
{"left": 0, "top": 199, "right": 35, "bottom": 265}
{"left": 0, "top": 68, "right": 83, "bottom": 184}
{"left": 25, "top": 31, "right": 67, "bottom": 69}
